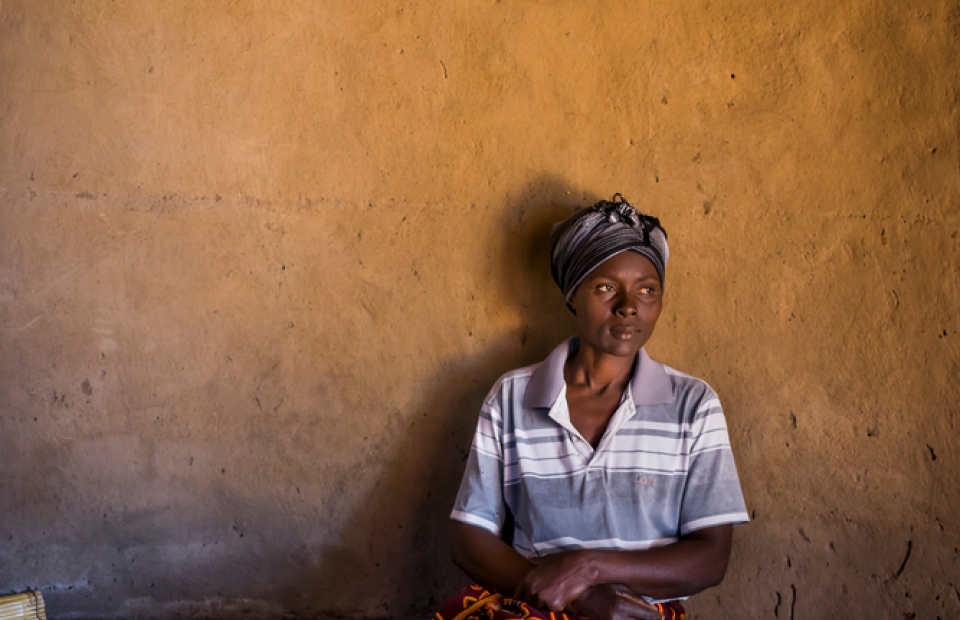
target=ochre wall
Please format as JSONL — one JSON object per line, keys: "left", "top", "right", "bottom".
{"left": 1, "top": 1, "right": 958, "bottom": 618}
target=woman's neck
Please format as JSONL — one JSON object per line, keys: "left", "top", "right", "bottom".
{"left": 563, "top": 342, "right": 636, "bottom": 396}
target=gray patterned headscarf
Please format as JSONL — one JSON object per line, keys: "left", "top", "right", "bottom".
{"left": 550, "top": 194, "right": 669, "bottom": 303}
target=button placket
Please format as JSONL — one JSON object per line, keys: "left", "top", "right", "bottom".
{"left": 570, "top": 432, "right": 592, "bottom": 461}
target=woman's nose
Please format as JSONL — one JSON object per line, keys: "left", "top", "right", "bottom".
{"left": 615, "top": 294, "right": 638, "bottom": 317}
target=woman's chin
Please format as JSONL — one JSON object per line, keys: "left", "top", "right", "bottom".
{"left": 584, "top": 337, "right": 643, "bottom": 358}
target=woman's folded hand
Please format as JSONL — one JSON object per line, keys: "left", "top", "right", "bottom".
{"left": 513, "top": 550, "right": 599, "bottom": 611}
{"left": 569, "top": 584, "right": 663, "bottom": 620}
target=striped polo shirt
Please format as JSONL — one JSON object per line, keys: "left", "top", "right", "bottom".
{"left": 451, "top": 338, "right": 749, "bottom": 558}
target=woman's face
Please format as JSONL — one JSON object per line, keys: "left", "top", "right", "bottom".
{"left": 569, "top": 250, "right": 663, "bottom": 359}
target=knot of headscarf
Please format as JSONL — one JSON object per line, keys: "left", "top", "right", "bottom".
{"left": 550, "top": 193, "right": 669, "bottom": 303}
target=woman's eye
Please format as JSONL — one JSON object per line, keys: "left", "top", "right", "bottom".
{"left": 597, "top": 284, "right": 614, "bottom": 292}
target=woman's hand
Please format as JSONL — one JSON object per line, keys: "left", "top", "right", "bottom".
{"left": 513, "top": 550, "right": 598, "bottom": 611}
{"left": 568, "top": 585, "right": 663, "bottom": 620}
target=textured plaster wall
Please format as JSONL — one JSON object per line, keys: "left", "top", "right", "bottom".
{"left": 1, "top": 1, "right": 958, "bottom": 619}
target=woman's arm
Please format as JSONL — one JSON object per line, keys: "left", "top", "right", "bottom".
{"left": 449, "top": 520, "right": 535, "bottom": 596}
{"left": 515, "top": 524, "right": 733, "bottom": 611}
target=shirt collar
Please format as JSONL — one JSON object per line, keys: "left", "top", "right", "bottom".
{"left": 522, "top": 337, "right": 674, "bottom": 409}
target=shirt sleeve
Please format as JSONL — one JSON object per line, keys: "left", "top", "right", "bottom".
{"left": 678, "top": 389, "right": 750, "bottom": 535}
{"left": 450, "top": 387, "right": 506, "bottom": 536}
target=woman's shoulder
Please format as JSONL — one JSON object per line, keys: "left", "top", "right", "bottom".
{"left": 653, "top": 361, "right": 724, "bottom": 421}
{"left": 659, "top": 363, "right": 718, "bottom": 396}
{"left": 484, "top": 340, "right": 574, "bottom": 406}
{"left": 482, "top": 362, "right": 541, "bottom": 406}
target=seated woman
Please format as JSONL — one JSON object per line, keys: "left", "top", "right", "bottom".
{"left": 447, "top": 195, "right": 749, "bottom": 620}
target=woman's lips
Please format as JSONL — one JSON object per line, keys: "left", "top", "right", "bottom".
{"left": 610, "top": 325, "right": 638, "bottom": 339}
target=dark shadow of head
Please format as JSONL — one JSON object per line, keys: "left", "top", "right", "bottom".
{"left": 493, "top": 175, "right": 602, "bottom": 357}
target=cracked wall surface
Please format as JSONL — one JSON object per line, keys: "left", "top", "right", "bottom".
{"left": 1, "top": 1, "right": 959, "bottom": 619}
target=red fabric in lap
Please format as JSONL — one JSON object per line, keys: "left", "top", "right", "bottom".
{"left": 434, "top": 585, "right": 685, "bottom": 620}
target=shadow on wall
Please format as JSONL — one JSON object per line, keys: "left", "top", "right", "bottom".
{"left": 302, "top": 177, "right": 592, "bottom": 618}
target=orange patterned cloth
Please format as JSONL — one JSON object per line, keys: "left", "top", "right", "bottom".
{"left": 434, "top": 585, "right": 685, "bottom": 620}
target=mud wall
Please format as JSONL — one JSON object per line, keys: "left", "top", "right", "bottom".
{"left": 1, "top": 1, "right": 958, "bottom": 618}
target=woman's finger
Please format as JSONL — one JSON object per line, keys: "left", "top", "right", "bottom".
{"left": 611, "top": 591, "right": 662, "bottom": 620}
{"left": 621, "top": 601, "right": 663, "bottom": 620}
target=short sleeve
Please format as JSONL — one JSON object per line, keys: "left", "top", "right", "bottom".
{"left": 450, "top": 393, "right": 506, "bottom": 535}
{"left": 678, "top": 390, "right": 750, "bottom": 534}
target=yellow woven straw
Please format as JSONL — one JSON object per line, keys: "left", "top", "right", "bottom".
{"left": 0, "top": 591, "right": 46, "bottom": 620}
